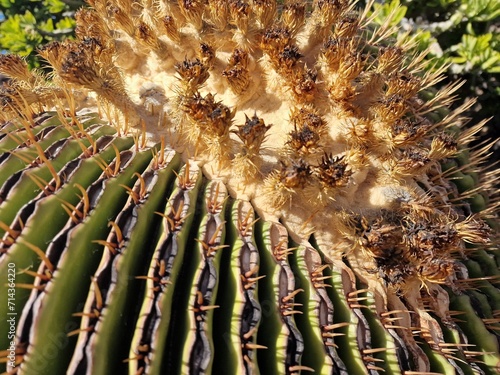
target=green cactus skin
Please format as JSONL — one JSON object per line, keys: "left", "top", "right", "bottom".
{"left": 1, "top": 1, "right": 500, "bottom": 374}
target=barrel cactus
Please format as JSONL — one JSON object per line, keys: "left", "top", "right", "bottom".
{"left": 1, "top": 0, "right": 499, "bottom": 374}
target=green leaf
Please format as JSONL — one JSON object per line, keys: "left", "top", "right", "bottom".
{"left": 56, "top": 17, "right": 76, "bottom": 30}
{"left": 371, "top": 0, "right": 407, "bottom": 27}
{"left": 460, "top": 0, "right": 500, "bottom": 22}
{"left": 43, "top": 0, "right": 66, "bottom": 13}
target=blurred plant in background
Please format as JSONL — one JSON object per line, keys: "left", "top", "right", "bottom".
{"left": 0, "top": 0, "right": 499, "bottom": 157}
{"left": 0, "top": 0, "right": 83, "bottom": 68}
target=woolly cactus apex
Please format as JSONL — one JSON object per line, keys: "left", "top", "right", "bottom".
{"left": 0, "top": 1, "right": 500, "bottom": 374}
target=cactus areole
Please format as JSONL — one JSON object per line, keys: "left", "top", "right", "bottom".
{"left": 0, "top": 0, "right": 499, "bottom": 374}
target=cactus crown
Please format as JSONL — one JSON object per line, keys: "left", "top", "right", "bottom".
{"left": 1, "top": 0, "right": 499, "bottom": 374}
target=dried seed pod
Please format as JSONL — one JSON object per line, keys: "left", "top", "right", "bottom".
{"left": 109, "top": 5, "right": 136, "bottom": 37}
{"left": 320, "top": 36, "right": 357, "bottom": 71}
{"left": 223, "top": 65, "right": 250, "bottom": 94}
{"left": 197, "top": 43, "right": 215, "bottom": 69}
{"left": 136, "top": 22, "right": 160, "bottom": 51}
{"left": 228, "top": 49, "right": 249, "bottom": 68}
{"left": 75, "top": 8, "right": 110, "bottom": 42}
{"left": 181, "top": 92, "right": 214, "bottom": 121}
{"left": 386, "top": 72, "right": 422, "bottom": 99}
{"left": 287, "top": 124, "right": 321, "bottom": 154}
{"left": 313, "top": 154, "right": 352, "bottom": 188}
{"left": 391, "top": 117, "right": 431, "bottom": 146}
{"left": 253, "top": 0, "right": 277, "bottom": 28}
{"left": 429, "top": 132, "right": 458, "bottom": 160}
{"left": 377, "top": 46, "right": 404, "bottom": 75}
{"left": 261, "top": 27, "right": 292, "bottom": 58}
{"left": 206, "top": 101, "right": 234, "bottom": 137}
{"left": 223, "top": 49, "right": 251, "bottom": 94}
{"left": 280, "top": 159, "right": 312, "bottom": 189}
{"left": 373, "top": 94, "right": 407, "bottom": 123}
{"left": 233, "top": 113, "right": 271, "bottom": 153}
{"left": 313, "top": 0, "right": 349, "bottom": 28}
{"left": 229, "top": 0, "right": 250, "bottom": 32}
{"left": 178, "top": 0, "right": 204, "bottom": 30}
{"left": 175, "top": 58, "right": 210, "bottom": 93}
{"left": 207, "top": 0, "right": 228, "bottom": 30}
{"left": 291, "top": 67, "right": 317, "bottom": 103}
{"left": 404, "top": 217, "right": 457, "bottom": 252}
{"left": 162, "top": 15, "right": 181, "bottom": 43}
{"left": 363, "top": 221, "right": 404, "bottom": 260}
{"left": 396, "top": 147, "right": 432, "bottom": 174}
{"left": 48, "top": 38, "right": 138, "bottom": 125}
{"left": 277, "top": 45, "right": 302, "bottom": 71}
{"left": 281, "top": 2, "right": 306, "bottom": 36}
{"left": 417, "top": 258, "right": 457, "bottom": 284}
{"left": 334, "top": 12, "right": 360, "bottom": 38}
{"left": 0, "top": 54, "right": 33, "bottom": 84}
{"left": 180, "top": 92, "right": 234, "bottom": 146}
{"left": 3, "top": 1, "right": 499, "bottom": 373}
{"left": 290, "top": 106, "right": 326, "bottom": 131}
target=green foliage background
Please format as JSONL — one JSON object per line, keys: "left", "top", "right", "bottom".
{"left": 0, "top": 0, "right": 82, "bottom": 66}
{"left": 0, "top": 0, "right": 499, "bottom": 158}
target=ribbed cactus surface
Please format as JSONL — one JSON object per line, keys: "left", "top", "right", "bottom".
{"left": 0, "top": 1, "right": 499, "bottom": 374}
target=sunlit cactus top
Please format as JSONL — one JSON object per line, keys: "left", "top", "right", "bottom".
{"left": 0, "top": 0, "right": 497, "bottom": 295}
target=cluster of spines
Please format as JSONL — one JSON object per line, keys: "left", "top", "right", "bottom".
{"left": 3, "top": 108, "right": 498, "bottom": 374}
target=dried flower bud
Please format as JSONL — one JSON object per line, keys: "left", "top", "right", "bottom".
{"left": 0, "top": 82, "right": 38, "bottom": 111}
{"left": 207, "top": 101, "right": 234, "bottom": 137}
{"left": 397, "top": 147, "right": 432, "bottom": 174}
{"left": 391, "top": 117, "right": 431, "bottom": 146}
{"left": 277, "top": 45, "right": 302, "bottom": 71}
{"left": 314, "top": 0, "right": 349, "bottom": 28}
{"left": 404, "top": 220, "right": 459, "bottom": 257}
{"left": 455, "top": 216, "right": 491, "bottom": 245}
{"left": 363, "top": 221, "right": 403, "bottom": 260}
{"left": 417, "top": 258, "right": 457, "bottom": 284}
{"left": 373, "top": 94, "right": 407, "bottom": 122}
{"left": 321, "top": 37, "right": 355, "bottom": 71}
{"left": 290, "top": 106, "right": 326, "bottom": 130}
{"left": 38, "top": 42, "right": 64, "bottom": 72}
{"left": 181, "top": 92, "right": 234, "bottom": 137}
{"left": 181, "top": 92, "right": 213, "bottom": 121}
